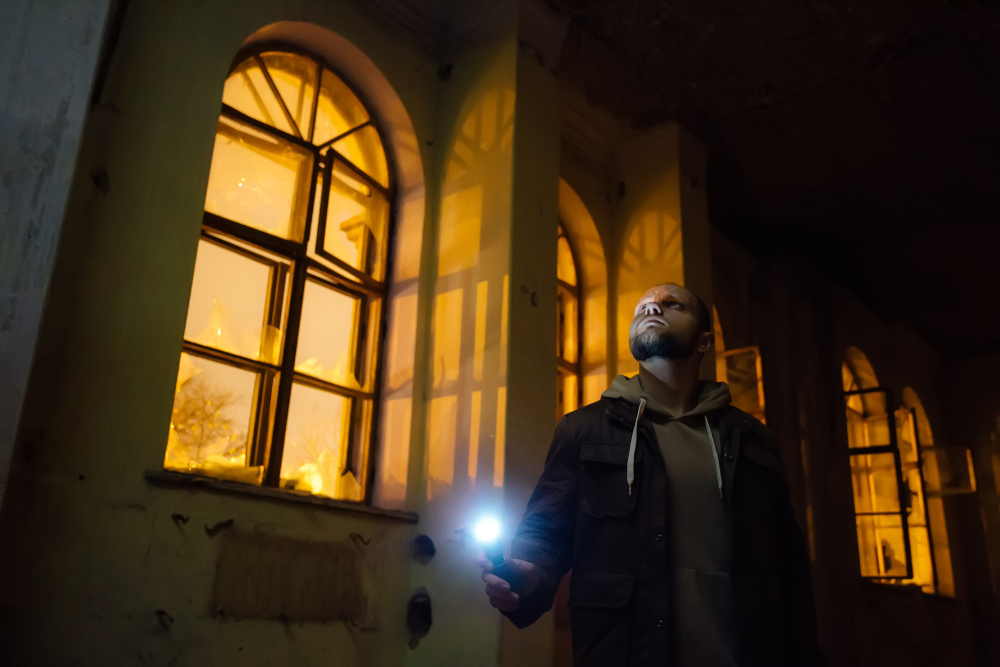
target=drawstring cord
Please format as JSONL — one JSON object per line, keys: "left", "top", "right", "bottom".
{"left": 626, "top": 398, "right": 646, "bottom": 495}
{"left": 705, "top": 415, "right": 723, "bottom": 499}
{"left": 626, "top": 403, "right": 723, "bottom": 499}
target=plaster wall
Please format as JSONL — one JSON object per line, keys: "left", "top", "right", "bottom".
{"left": 0, "top": 0, "right": 112, "bottom": 508}
{"left": 943, "top": 352, "right": 1000, "bottom": 665}
{"left": 611, "top": 123, "right": 715, "bottom": 380}
{"left": 402, "top": 28, "right": 518, "bottom": 667}
{"left": 0, "top": 1, "right": 440, "bottom": 664}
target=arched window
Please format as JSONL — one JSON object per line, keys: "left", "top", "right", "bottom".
{"left": 713, "top": 305, "right": 766, "bottom": 423}
{"left": 556, "top": 224, "right": 582, "bottom": 419}
{"left": 163, "top": 48, "right": 393, "bottom": 502}
{"left": 842, "top": 348, "right": 939, "bottom": 589}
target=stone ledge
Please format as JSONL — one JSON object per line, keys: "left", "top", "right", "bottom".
{"left": 144, "top": 469, "right": 419, "bottom": 523}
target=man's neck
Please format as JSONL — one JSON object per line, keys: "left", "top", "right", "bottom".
{"left": 638, "top": 356, "right": 702, "bottom": 416}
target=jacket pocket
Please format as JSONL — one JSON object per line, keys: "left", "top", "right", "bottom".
{"left": 579, "top": 443, "right": 637, "bottom": 518}
{"left": 569, "top": 572, "right": 635, "bottom": 608}
{"left": 570, "top": 572, "right": 635, "bottom": 666}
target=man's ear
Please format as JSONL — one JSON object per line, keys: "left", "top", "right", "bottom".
{"left": 697, "top": 331, "right": 715, "bottom": 354}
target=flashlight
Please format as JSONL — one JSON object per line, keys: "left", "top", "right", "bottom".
{"left": 474, "top": 517, "right": 515, "bottom": 585}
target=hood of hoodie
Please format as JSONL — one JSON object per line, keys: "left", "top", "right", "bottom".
{"left": 602, "top": 374, "right": 732, "bottom": 420}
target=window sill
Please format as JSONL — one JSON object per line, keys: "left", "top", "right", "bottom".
{"left": 144, "top": 469, "right": 418, "bottom": 523}
{"left": 860, "top": 580, "right": 959, "bottom": 602}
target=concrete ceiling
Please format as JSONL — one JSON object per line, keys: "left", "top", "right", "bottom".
{"left": 552, "top": 0, "right": 1000, "bottom": 358}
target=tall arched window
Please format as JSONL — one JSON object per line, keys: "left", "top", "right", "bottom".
{"left": 556, "top": 224, "right": 582, "bottom": 419}
{"left": 163, "top": 48, "right": 393, "bottom": 502}
{"left": 842, "top": 348, "right": 938, "bottom": 590}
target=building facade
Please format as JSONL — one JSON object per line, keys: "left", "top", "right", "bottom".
{"left": 1, "top": 1, "right": 998, "bottom": 665}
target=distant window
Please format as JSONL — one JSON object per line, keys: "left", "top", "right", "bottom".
{"left": 163, "top": 48, "right": 393, "bottom": 502}
{"left": 842, "top": 348, "right": 950, "bottom": 592}
{"left": 556, "top": 224, "right": 582, "bottom": 418}
{"left": 713, "top": 306, "right": 766, "bottom": 423}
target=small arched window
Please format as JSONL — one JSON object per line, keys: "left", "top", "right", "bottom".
{"left": 164, "top": 48, "right": 393, "bottom": 502}
{"left": 842, "top": 348, "right": 941, "bottom": 590}
{"left": 556, "top": 224, "right": 582, "bottom": 419}
{"left": 713, "top": 305, "right": 765, "bottom": 423}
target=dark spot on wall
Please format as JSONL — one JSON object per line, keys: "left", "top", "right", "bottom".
{"left": 411, "top": 534, "right": 436, "bottom": 564}
{"left": 406, "top": 586, "right": 432, "bottom": 648}
{"left": 204, "top": 518, "right": 234, "bottom": 537}
{"left": 155, "top": 609, "right": 173, "bottom": 629}
{"left": 437, "top": 63, "right": 453, "bottom": 81}
{"left": 91, "top": 166, "right": 110, "bottom": 194}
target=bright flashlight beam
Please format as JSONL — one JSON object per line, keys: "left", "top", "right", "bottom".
{"left": 474, "top": 517, "right": 502, "bottom": 544}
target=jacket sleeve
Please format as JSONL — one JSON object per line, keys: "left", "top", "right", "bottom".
{"left": 502, "top": 415, "right": 580, "bottom": 629}
{"left": 761, "top": 424, "right": 829, "bottom": 667}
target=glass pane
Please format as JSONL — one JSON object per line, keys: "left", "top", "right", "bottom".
{"left": 313, "top": 162, "right": 389, "bottom": 280}
{"left": 165, "top": 353, "right": 262, "bottom": 483}
{"left": 557, "top": 287, "right": 578, "bottom": 364}
{"left": 184, "top": 239, "right": 280, "bottom": 362}
{"left": 856, "top": 514, "right": 909, "bottom": 577}
{"left": 846, "top": 408, "right": 891, "bottom": 449}
{"left": 904, "top": 467, "right": 926, "bottom": 522}
{"left": 341, "top": 398, "right": 373, "bottom": 502}
{"left": 312, "top": 68, "right": 369, "bottom": 146}
{"left": 260, "top": 52, "right": 317, "bottom": 140}
{"left": 923, "top": 447, "right": 977, "bottom": 494}
{"left": 353, "top": 298, "right": 382, "bottom": 391}
{"left": 280, "top": 383, "right": 348, "bottom": 497}
{"left": 864, "top": 413, "right": 891, "bottom": 447}
{"left": 850, "top": 452, "right": 900, "bottom": 513}
{"left": 332, "top": 125, "right": 388, "bottom": 188}
{"left": 722, "top": 348, "right": 765, "bottom": 422}
{"left": 557, "top": 234, "right": 577, "bottom": 286}
{"left": 204, "top": 118, "right": 313, "bottom": 240}
{"left": 222, "top": 59, "right": 294, "bottom": 135}
{"left": 294, "top": 280, "right": 359, "bottom": 387}
{"left": 896, "top": 409, "right": 919, "bottom": 464}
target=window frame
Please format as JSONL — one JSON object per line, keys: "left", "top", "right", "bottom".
{"left": 556, "top": 223, "right": 583, "bottom": 416}
{"left": 900, "top": 405, "right": 939, "bottom": 591}
{"left": 844, "top": 383, "right": 917, "bottom": 582}
{"left": 171, "top": 43, "right": 397, "bottom": 503}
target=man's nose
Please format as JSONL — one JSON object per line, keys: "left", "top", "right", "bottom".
{"left": 643, "top": 302, "right": 662, "bottom": 316}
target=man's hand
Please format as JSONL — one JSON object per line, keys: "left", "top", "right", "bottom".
{"left": 476, "top": 553, "right": 540, "bottom": 612}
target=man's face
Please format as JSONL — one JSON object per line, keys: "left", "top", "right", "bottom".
{"left": 628, "top": 284, "right": 709, "bottom": 362}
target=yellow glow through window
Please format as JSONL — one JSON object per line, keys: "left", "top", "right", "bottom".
{"left": 165, "top": 49, "right": 392, "bottom": 502}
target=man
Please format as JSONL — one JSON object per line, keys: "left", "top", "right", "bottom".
{"left": 479, "top": 284, "right": 826, "bottom": 666}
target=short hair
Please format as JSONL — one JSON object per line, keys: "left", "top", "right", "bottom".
{"left": 663, "top": 283, "right": 712, "bottom": 334}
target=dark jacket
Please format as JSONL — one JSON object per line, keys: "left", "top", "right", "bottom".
{"left": 504, "top": 397, "right": 827, "bottom": 667}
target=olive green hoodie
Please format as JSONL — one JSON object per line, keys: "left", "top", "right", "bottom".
{"left": 602, "top": 374, "right": 739, "bottom": 666}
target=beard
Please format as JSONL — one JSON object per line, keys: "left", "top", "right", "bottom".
{"left": 629, "top": 328, "right": 698, "bottom": 361}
